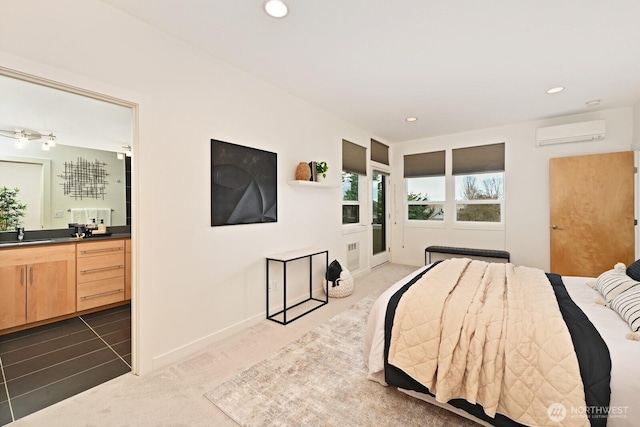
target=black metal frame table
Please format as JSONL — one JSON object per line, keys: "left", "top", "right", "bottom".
{"left": 266, "top": 248, "right": 329, "bottom": 325}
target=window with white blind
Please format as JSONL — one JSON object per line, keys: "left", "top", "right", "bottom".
{"left": 452, "top": 143, "right": 505, "bottom": 224}
{"left": 404, "top": 150, "right": 446, "bottom": 222}
{"left": 342, "top": 140, "right": 366, "bottom": 225}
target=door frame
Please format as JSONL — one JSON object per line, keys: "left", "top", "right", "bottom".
{"left": 0, "top": 65, "right": 140, "bottom": 375}
{"left": 370, "top": 163, "right": 391, "bottom": 268}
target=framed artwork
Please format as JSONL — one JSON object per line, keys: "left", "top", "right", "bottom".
{"left": 211, "top": 139, "right": 277, "bottom": 226}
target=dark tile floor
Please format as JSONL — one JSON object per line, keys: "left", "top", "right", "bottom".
{"left": 0, "top": 304, "right": 131, "bottom": 425}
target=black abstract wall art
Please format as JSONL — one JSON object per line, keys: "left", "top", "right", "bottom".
{"left": 211, "top": 139, "right": 277, "bottom": 226}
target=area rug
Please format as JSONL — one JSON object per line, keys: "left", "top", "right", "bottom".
{"left": 204, "top": 295, "right": 478, "bottom": 427}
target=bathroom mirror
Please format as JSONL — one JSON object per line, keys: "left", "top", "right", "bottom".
{"left": 0, "top": 70, "right": 134, "bottom": 232}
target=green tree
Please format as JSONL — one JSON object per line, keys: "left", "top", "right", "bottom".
{"left": 342, "top": 172, "right": 358, "bottom": 201}
{"left": 407, "top": 191, "right": 438, "bottom": 220}
{"left": 0, "top": 186, "right": 27, "bottom": 231}
{"left": 456, "top": 176, "right": 502, "bottom": 222}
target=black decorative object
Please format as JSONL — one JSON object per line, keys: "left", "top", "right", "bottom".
{"left": 58, "top": 157, "right": 109, "bottom": 200}
{"left": 211, "top": 139, "right": 277, "bottom": 226}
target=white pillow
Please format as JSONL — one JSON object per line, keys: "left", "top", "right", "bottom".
{"left": 594, "top": 269, "right": 640, "bottom": 304}
{"left": 609, "top": 286, "right": 640, "bottom": 332}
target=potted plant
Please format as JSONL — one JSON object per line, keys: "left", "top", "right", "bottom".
{"left": 316, "top": 161, "right": 329, "bottom": 180}
{"left": 0, "top": 186, "right": 27, "bottom": 231}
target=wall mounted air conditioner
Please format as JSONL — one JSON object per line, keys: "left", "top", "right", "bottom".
{"left": 535, "top": 120, "right": 606, "bottom": 146}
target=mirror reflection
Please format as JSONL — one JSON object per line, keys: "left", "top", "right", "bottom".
{"left": 0, "top": 72, "right": 133, "bottom": 231}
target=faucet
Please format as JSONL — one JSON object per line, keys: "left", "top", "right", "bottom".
{"left": 17, "top": 226, "right": 24, "bottom": 242}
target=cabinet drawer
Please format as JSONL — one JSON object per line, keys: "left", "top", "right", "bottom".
{"left": 77, "top": 276, "right": 125, "bottom": 311}
{"left": 77, "top": 240, "right": 125, "bottom": 258}
{"left": 77, "top": 253, "right": 125, "bottom": 283}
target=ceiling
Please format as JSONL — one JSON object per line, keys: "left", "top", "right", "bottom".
{"left": 0, "top": 73, "right": 133, "bottom": 153}
{"left": 99, "top": 0, "right": 640, "bottom": 143}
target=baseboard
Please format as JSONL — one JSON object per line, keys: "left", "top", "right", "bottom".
{"left": 152, "top": 311, "right": 265, "bottom": 370}
{"left": 151, "top": 290, "right": 326, "bottom": 370}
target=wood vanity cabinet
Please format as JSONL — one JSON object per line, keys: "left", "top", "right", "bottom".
{"left": 76, "top": 239, "right": 126, "bottom": 311}
{"left": 0, "top": 244, "right": 76, "bottom": 330}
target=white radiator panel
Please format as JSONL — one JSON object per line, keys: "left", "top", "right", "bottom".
{"left": 346, "top": 242, "right": 360, "bottom": 271}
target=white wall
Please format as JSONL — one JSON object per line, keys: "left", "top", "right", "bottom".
{"left": 0, "top": 0, "right": 380, "bottom": 373}
{"left": 390, "top": 107, "right": 634, "bottom": 270}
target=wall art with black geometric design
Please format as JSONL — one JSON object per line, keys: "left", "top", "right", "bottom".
{"left": 58, "top": 157, "right": 109, "bottom": 200}
{"left": 211, "top": 139, "right": 277, "bottom": 226}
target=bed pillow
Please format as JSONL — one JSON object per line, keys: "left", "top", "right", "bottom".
{"left": 609, "top": 286, "right": 640, "bottom": 332}
{"left": 594, "top": 269, "right": 640, "bottom": 304}
{"left": 626, "top": 259, "right": 640, "bottom": 281}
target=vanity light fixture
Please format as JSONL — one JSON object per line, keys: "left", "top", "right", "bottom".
{"left": 406, "top": 117, "right": 418, "bottom": 122}
{"left": 264, "top": 0, "right": 288, "bottom": 18}
{"left": 0, "top": 128, "right": 57, "bottom": 150}
{"left": 546, "top": 86, "right": 565, "bottom": 94}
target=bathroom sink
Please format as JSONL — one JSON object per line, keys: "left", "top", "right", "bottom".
{"left": 0, "top": 239, "right": 54, "bottom": 247}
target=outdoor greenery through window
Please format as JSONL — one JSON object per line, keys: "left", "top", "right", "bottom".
{"left": 455, "top": 173, "right": 504, "bottom": 223}
{"left": 406, "top": 176, "right": 445, "bottom": 221}
{"left": 342, "top": 171, "right": 359, "bottom": 224}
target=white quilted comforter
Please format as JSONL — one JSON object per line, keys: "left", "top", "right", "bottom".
{"left": 385, "top": 259, "right": 588, "bottom": 427}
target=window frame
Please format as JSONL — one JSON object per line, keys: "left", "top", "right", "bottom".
{"left": 405, "top": 176, "right": 446, "bottom": 224}
{"left": 342, "top": 171, "right": 364, "bottom": 226}
{"left": 452, "top": 171, "right": 505, "bottom": 229}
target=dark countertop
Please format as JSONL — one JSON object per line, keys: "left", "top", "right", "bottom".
{"left": 0, "top": 226, "right": 131, "bottom": 250}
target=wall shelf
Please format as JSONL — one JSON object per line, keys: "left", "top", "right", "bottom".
{"left": 288, "top": 180, "right": 339, "bottom": 188}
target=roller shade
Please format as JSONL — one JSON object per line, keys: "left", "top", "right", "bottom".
{"left": 452, "top": 142, "right": 505, "bottom": 175}
{"left": 370, "top": 139, "right": 389, "bottom": 165}
{"left": 403, "top": 150, "right": 445, "bottom": 178}
{"left": 342, "top": 139, "right": 367, "bottom": 175}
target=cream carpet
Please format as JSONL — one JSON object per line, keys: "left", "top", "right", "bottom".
{"left": 205, "top": 295, "right": 477, "bottom": 427}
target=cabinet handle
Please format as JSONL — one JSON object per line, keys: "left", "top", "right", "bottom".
{"left": 80, "top": 288, "right": 124, "bottom": 300}
{"left": 80, "top": 264, "right": 124, "bottom": 274}
{"left": 80, "top": 247, "right": 123, "bottom": 254}
{"left": 20, "top": 266, "right": 25, "bottom": 285}
{"left": 29, "top": 266, "right": 33, "bottom": 285}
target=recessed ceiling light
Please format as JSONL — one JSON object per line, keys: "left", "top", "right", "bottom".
{"left": 546, "top": 86, "right": 565, "bottom": 94}
{"left": 264, "top": 0, "right": 288, "bottom": 18}
{"left": 586, "top": 99, "right": 601, "bottom": 107}
{"left": 406, "top": 117, "right": 418, "bottom": 122}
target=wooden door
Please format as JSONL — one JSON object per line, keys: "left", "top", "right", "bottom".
{"left": 550, "top": 151, "right": 635, "bottom": 276}
{"left": 0, "top": 265, "right": 27, "bottom": 330}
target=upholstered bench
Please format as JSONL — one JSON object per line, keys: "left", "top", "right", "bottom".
{"left": 424, "top": 246, "right": 511, "bottom": 265}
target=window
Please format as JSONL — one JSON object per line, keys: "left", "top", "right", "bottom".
{"left": 342, "top": 171, "right": 359, "bottom": 224}
{"left": 453, "top": 143, "right": 505, "bottom": 224}
{"left": 342, "top": 139, "right": 366, "bottom": 225}
{"left": 407, "top": 176, "right": 445, "bottom": 220}
{"left": 404, "top": 150, "right": 445, "bottom": 222}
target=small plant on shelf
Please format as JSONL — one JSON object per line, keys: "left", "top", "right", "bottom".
{"left": 0, "top": 186, "right": 27, "bottom": 231}
{"left": 316, "top": 161, "right": 329, "bottom": 179}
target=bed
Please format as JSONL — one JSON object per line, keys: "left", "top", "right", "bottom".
{"left": 365, "top": 260, "right": 640, "bottom": 427}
